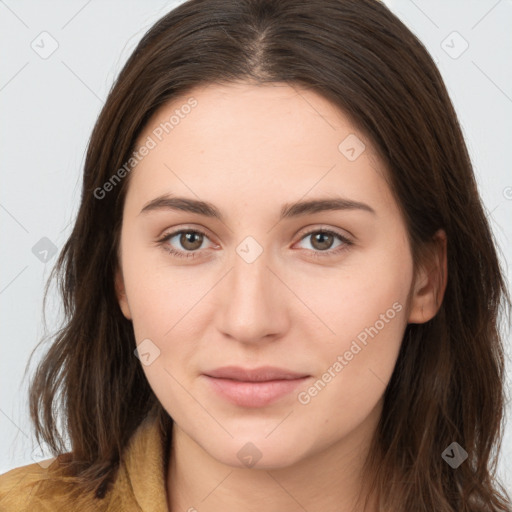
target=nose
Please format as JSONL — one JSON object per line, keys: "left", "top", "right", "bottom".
{"left": 215, "top": 248, "right": 290, "bottom": 345}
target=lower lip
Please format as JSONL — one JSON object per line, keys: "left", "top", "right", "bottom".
{"left": 203, "top": 375, "right": 310, "bottom": 408}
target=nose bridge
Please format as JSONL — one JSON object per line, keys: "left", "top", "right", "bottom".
{"left": 229, "top": 230, "right": 272, "bottom": 296}
{"left": 217, "top": 237, "right": 285, "bottom": 342}
{"left": 230, "top": 241, "right": 273, "bottom": 312}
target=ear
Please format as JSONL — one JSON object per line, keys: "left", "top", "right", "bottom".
{"left": 407, "top": 229, "right": 448, "bottom": 324}
{"left": 115, "top": 267, "right": 132, "bottom": 320}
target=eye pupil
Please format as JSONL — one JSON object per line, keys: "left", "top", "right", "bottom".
{"left": 311, "top": 232, "right": 333, "bottom": 250}
{"left": 181, "top": 232, "right": 203, "bottom": 250}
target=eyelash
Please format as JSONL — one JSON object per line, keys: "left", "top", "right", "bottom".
{"left": 156, "top": 227, "right": 353, "bottom": 260}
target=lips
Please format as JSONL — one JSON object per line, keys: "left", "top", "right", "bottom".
{"left": 204, "top": 365, "right": 310, "bottom": 382}
{"left": 202, "top": 366, "right": 311, "bottom": 407}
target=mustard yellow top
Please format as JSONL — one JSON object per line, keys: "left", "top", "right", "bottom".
{"left": 0, "top": 415, "right": 170, "bottom": 511}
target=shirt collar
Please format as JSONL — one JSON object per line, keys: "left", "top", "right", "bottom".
{"left": 111, "top": 413, "right": 171, "bottom": 511}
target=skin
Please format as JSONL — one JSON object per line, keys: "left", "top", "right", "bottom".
{"left": 115, "top": 81, "right": 447, "bottom": 512}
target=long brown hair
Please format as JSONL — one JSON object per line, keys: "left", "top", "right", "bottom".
{"left": 27, "top": 0, "right": 511, "bottom": 509}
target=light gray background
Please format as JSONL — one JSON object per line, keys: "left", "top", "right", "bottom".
{"left": 1, "top": 0, "right": 511, "bottom": 493}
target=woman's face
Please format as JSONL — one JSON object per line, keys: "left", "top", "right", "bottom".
{"left": 115, "top": 82, "right": 433, "bottom": 468}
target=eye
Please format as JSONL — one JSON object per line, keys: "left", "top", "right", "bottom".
{"left": 157, "top": 228, "right": 214, "bottom": 259}
{"left": 156, "top": 227, "right": 353, "bottom": 260}
{"left": 295, "top": 228, "right": 353, "bottom": 258}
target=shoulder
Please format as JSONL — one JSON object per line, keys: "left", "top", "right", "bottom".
{"left": 0, "top": 456, "right": 105, "bottom": 512}
{"left": 0, "top": 458, "right": 58, "bottom": 510}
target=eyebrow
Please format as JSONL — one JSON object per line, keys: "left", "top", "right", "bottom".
{"left": 139, "top": 194, "right": 376, "bottom": 221}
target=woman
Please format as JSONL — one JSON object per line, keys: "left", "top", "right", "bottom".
{"left": 1, "top": 0, "right": 510, "bottom": 510}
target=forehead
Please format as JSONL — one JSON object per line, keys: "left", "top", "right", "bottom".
{"left": 140, "top": 81, "right": 368, "bottom": 152}
{"left": 126, "top": 81, "right": 396, "bottom": 220}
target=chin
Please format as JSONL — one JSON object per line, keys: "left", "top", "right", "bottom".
{"left": 203, "top": 434, "right": 311, "bottom": 470}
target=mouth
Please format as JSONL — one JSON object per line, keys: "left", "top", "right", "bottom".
{"left": 202, "top": 366, "right": 311, "bottom": 408}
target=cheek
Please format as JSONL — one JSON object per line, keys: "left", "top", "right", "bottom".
{"left": 302, "top": 246, "right": 411, "bottom": 350}
{"left": 294, "top": 297, "right": 407, "bottom": 446}
{"left": 343, "top": 230, "right": 412, "bottom": 330}
{"left": 296, "top": 249, "right": 411, "bottom": 428}
{"left": 122, "top": 241, "right": 205, "bottom": 341}
{"left": 122, "top": 249, "right": 211, "bottom": 397}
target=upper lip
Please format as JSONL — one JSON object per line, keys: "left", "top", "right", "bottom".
{"left": 204, "top": 366, "right": 310, "bottom": 382}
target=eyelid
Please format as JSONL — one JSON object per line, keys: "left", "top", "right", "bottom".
{"left": 156, "top": 224, "right": 354, "bottom": 258}
{"left": 294, "top": 224, "right": 353, "bottom": 242}
{"left": 292, "top": 227, "right": 353, "bottom": 257}
{"left": 157, "top": 225, "right": 352, "bottom": 244}
{"left": 156, "top": 223, "right": 215, "bottom": 241}
{"left": 156, "top": 226, "right": 217, "bottom": 249}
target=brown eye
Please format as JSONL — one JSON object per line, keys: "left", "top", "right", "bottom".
{"left": 157, "top": 228, "right": 212, "bottom": 259}
{"left": 179, "top": 231, "right": 204, "bottom": 251}
{"left": 309, "top": 231, "right": 336, "bottom": 251}
{"left": 296, "top": 229, "right": 353, "bottom": 259}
